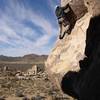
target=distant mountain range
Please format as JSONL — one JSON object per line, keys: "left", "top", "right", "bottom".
{"left": 0, "top": 54, "right": 48, "bottom": 63}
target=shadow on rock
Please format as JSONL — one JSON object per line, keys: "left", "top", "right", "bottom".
{"left": 61, "top": 15, "right": 100, "bottom": 100}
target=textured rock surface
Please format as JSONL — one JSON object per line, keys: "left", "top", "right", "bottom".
{"left": 45, "top": 0, "right": 100, "bottom": 99}
{"left": 61, "top": 1, "right": 100, "bottom": 99}
{"left": 46, "top": 13, "right": 91, "bottom": 80}
{"left": 61, "top": 0, "right": 87, "bottom": 19}
{"left": 84, "top": 0, "right": 100, "bottom": 16}
{"left": 45, "top": 0, "right": 92, "bottom": 87}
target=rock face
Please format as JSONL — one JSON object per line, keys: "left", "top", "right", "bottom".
{"left": 61, "top": 0, "right": 87, "bottom": 20}
{"left": 46, "top": 0, "right": 100, "bottom": 99}
{"left": 46, "top": 0, "right": 91, "bottom": 80}
{"left": 45, "top": 0, "right": 92, "bottom": 88}
{"left": 61, "top": 5, "right": 100, "bottom": 100}
{"left": 84, "top": 0, "right": 100, "bottom": 16}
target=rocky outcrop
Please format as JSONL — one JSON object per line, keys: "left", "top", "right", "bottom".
{"left": 61, "top": 0, "right": 87, "bottom": 20}
{"left": 61, "top": 12, "right": 100, "bottom": 100}
{"left": 46, "top": 0, "right": 100, "bottom": 99}
{"left": 46, "top": 13, "right": 91, "bottom": 73}
{"left": 45, "top": 0, "right": 91, "bottom": 87}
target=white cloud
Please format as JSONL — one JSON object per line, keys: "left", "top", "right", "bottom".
{"left": 0, "top": 0, "right": 58, "bottom": 56}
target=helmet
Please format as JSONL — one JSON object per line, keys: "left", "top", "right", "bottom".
{"left": 55, "top": 6, "right": 64, "bottom": 19}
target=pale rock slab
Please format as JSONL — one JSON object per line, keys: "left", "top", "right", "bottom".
{"left": 45, "top": 13, "right": 92, "bottom": 86}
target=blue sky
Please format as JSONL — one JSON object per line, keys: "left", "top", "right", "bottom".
{"left": 0, "top": 0, "right": 60, "bottom": 56}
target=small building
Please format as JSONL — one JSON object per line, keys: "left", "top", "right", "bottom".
{"left": 26, "top": 64, "right": 45, "bottom": 76}
{"left": 3, "top": 66, "right": 9, "bottom": 72}
{"left": 27, "top": 65, "right": 37, "bottom": 75}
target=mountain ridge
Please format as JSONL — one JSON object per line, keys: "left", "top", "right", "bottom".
{"left": 0, "top": 54, "right": 48, "bottom": 63}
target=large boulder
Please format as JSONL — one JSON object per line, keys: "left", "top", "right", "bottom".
{"left": 61, "top": 15, "right": 100, "bottom": 99}
{"left": 46, "top": 0, "right": 100, "bottom": 99}
{"left": 45, "top": 0, "right": 91, "bottom": 89}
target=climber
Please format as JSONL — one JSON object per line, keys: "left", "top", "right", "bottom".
{"left": 55, "top": 4, "right": 77, "bottom": 39}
